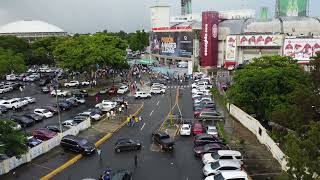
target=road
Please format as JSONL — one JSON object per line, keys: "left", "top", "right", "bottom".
{"left": 51, "top": 81, "right": 204, "bottom": 180}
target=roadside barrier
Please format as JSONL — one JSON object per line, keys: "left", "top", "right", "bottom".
{"left": 227, "top": 103, "right": 288, "bottom": 171}
{"left": 0, "top": 119, "right": 91, "bottom": 175}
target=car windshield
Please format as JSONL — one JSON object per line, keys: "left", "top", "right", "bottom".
{"left": 210, "top": 161, "right": 220, "bottom": 170}
{"left": 182, "top": 126, "right": 189, "bottom": 130}
{"left": 78, "top": 139, "right": 88, "bottom": 145}
{"left": 43, "top": 110, "right": 50, "bottom": 113}
{"left": 213, "top": 173, "right": 225, "bottom": 180}
{"left": 211, "top": 153, "right": 220, "bottom": 160}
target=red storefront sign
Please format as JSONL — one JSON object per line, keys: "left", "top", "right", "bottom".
{"left": 201, "top": 11, "right": 219, "bottom": 67}
{"left": 152, "top": 25, "right": 192, "bottom": 31}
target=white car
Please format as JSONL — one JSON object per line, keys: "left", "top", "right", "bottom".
{"left": 195, "top": 97, "right": 212, "bottom": 104}
{"left": 62, "top": 120, "right": 77, "bottom": 128}
{"left": 79, "top": 111, "right": 101, "bottom": 121}
{"left": 13, "top": 98, "right": 28, "bottom": 106}
{"left": 0, "top": 86, "right": 10, "bottom": 94}
{"left": 204, "top": 171, "right": 249, "bottom": 180}
{"left": 51, "top": 90, "right": 69, "bottom": 97}
{"left": 203, "top": 160, "right": 242, "bottom": 176}
{"left": 150, "top": 87, "right": 165, "bottom": 95}
{"left": 206, "top": 126, "right": 218, "bottom": 136}
{"left": 6, "top": 74, "right": 17, "bottom": 81}
{"left": 192, "top": 92, "right": 205, "bottom": 99}
{"left": 24, "top": 75, "right": 39, "bottom": 82}
{"left": 64, "top": 81, "right": 79, "bottom": 87}
{"left": 0, "top": 99, "right": 22, "bottom": 109}
{"left": 134, "top": 91, "right": 151, "bottom": 99}
{"left": 23, "top": 97, "right": 36, "bottom": 103}
{"left": 202, "top": 150, "right": 243, "bottom": 165}
{"left": 95, "top": 100, "right": 117, "bottom": 112}
{"left": 34, "top": 108, "right": 53, "bottom": 118}
{"left": 151, "top": 83, "right": 166, "bottom": 89}
{"left": 74, "top": 97, "right": 86, "bottom": 104}
{"left": 81, "top": 81, "right": 90, "bottom": 86}
{"left": 117, "top": 85, "right": 128, "bottom": 94}
{"left": 180, "top": 124, "right": 191, "bottom": 136}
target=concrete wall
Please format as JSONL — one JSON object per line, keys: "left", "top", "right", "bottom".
{"left": 227, "top": 103, "right": 288, "bottom": 171}
{"left": 0, "top": 119, "right": 91, "bottom": 175}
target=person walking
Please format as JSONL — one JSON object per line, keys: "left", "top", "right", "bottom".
{"left": 134, "top": 154, "right": 138, "bottom": 168}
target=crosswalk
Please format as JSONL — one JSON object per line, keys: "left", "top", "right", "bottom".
{"left": 167, "top": 85, "right": 191, "bottom": 89}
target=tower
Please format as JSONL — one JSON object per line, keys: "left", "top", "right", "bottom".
{"left": 181, "top": 0, "right": 192, "bottom": 15}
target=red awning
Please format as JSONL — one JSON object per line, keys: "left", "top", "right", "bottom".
{"left": 224, "top": 61, "right": 237, "bottom": 66}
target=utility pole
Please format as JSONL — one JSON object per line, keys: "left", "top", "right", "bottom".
{"left": 54, "top": 76, "right": 62, "bottom": 133}
{"left": 169, "top": 63, "right": 173, "bottom": 125}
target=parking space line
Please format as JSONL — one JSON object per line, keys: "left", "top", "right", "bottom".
{"left": 31, "top": 163, "right": 54, "bottom": 171}
{"left": 149, "top": 110, "right": 154, "bottom": 116}
{"left": 156, "top": 101, "right": 159, "bottom": 106}
{"left": 140, "top": 122, "right": 146, "bottom": 131}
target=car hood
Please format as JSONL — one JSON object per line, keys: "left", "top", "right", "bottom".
{"left": 81, "top": 142, "right": 96, "bottom": 150}
{"left": 194, "top": 146, "right": 204, "bottom": 152}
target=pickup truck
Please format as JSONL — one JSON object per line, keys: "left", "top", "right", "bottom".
{"left": 152, "top": 131, "right": 174, "bottom": 151}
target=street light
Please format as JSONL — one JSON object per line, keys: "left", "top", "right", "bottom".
{"left": 53, "top": 76, "right": 62, "bottom": 133}
{"left": 169, "top": 63, "right": 173, "bottom": 125}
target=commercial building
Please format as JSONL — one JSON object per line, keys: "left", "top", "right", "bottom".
{"left": 0, "top": 20, "right": 67, "bottom": 43}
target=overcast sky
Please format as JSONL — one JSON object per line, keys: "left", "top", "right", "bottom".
{"left": 0, "top": 0, "right": 319, "bottom": 33}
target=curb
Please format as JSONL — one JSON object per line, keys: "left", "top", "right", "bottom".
{"left": 40, "top": 103, "right": 144, "bottom": 180}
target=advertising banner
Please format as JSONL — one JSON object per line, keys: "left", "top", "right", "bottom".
{"left": 238, "top": 35, "right": 282, "bottom": 47}
{"left": 225, "top": 36, "right": 237, "bottom": 61}
{"left": 278, "top": 0, "right": 307, "bottom": 17}
{"left": 283, "top": 38, "right": 320, "bottom": 61}
{"left": 150, "top": 32, "right": 194, "bottom": 57}
{"left": 201, "top": 11, "right": 219, "bottom": 67}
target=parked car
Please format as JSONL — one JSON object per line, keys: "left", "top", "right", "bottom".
{"left": 72, "top": 115, "right": 89, "bottom": 124}
{"left": 23, "top": 97, "right": 36, "bottom": 104}
{"left": 45, "top": 125, "right": 67, "bottom": 133}
{"left": 27, "top": 136, "right": 42, "bottom": 148}
{"left": 198, "top": 110, "right": 224, "bottom": 120}
{"left": 95, "top": 100, "right": 117, "bottom": 112}
{"left": 78, "top": 111, "right": 101, "bottom": 121}
{"left": 71, "top": 89, "right": 88, "bottom": 98}
{"left": 150, "top": 87, "right": 165, "bottom": 95}
{"left": 114, "top": 138, "right": 142, "bottom": 152}
{"left": 134, "top": 91, "right": 151, "bottom": 99}
{"left": 81, "top": 81, "right": 90, "bottom": 86}
{"left": 117, "top": 85, "right": 128, "bottom": 94}
{"left": 204, "top": 171, "right": 249, "bottom": 180}
{"left": 192, "top": 121, "right": 204, "bottom": 135}
{"left": 202, "top": 160, "right": 242, "bottom": 176}
{"left": 74, "top": 97, "right": 86, "bottom": 104}
{"left": 51, "top": 89, "right": 69, "bottom": 97}
{"left": 152, "top": 131, "right": 174, "bottom": 151}
{"left": 0, "top": 99, "right": 23, "bottom": 109}
{"left": 194, "top": 108, "right": 215, "bottom": 118}
{"left": 41, "top": 86, "right": 50, "bottom": 93}
{"left": 65, "top": 98, "right": 79, "bottom": 107}
{"left": 34, "top": 108, "right": 54, "bottom": 118}
{"left": 64, "top": 81, "right": 79, "bottom": 87}
{"left": 112, "top": 97, "right": 127, "bottom": 106}
{"left": 194, "top": 143, "right": 228, "bottom": 157}
{"left": 6, "top": 74, "right": 17, "bottom": 81}
{"left": 55, "top": 102, "right": 72, "bottom": 111}
{"left": 10, "top": 115, "right": 34, "bottom": 127}
{"left": 42, "top": 105, "right": 58, "bottom": 114}
{"left": 23, "top": 113, "right": 44, "bottom": 123}
{"left": 39, "top": 79, "right": 51, "bottom": 86}
{"left": 206, "top": 126, "right": 218, "bottom": 136}
{"left": 180, "top": 123, "right": 192, "bottom": 136}
{"left": 194, "top": 134, "right": 224, "bottom": 147}
{"left": 108, "top": 86, "right": 118, "bottom": 95}
{"left": 60, "top": 135, "right": 96, "bottom": 155}
{"left": 62, "top": 120, "right": 77, "bottom": 128}
{"left": 202, "top": 150, "right": 243, "bottom": 165}
{"left": 33, "top": 128, "right": 58, "bottom": 141}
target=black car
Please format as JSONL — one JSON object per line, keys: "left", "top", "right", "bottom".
{"left": 10, "top": 115, "right": 34, "bottom": 127}
{"left": 112, "top": 97, "right": 126, "bottom": 106}
{"left": 194, "top": 134, "right": 224, "bottom": 146}
{"left": 194, "top": 143, "right": 229, "bottom": 157}
{"left": 55, "top": 102, "right": 71, "bottom": 111}
{"left": 23, "top": 113, "right": 44, "bottom": 123}
{"left": 110, "top": 169, "right": 132, "bottom": 180}
{"left": 60, "top": 135, "right": 96, "bottom": 155}
{"left": 87, "top": 108, "right": 102, "bottom": 115}
{"left": 0, "top": 105, "right": 8, "bottom": 114}
{"left": 65, "top": 99, "right": 79, "bottom": 107}
{"left": 152, "top": 131, "right": 174, "bottom": 151}
{"left": 27, "top": 137, "right": 42, "bottom": 148}
{"left": 41, "top": 86, "right": 50, "bottom": 93}
{"left": 114, "top": 138, "right": 141, "bottom": 153}
{"left": 71, "top": 89, "right": 88, "bottom": 98}
{"left": 39, "top": 79, "right": 51, "bottom": 86}
{"left": 45, "top": 125, "right": 68, "bottom": 133}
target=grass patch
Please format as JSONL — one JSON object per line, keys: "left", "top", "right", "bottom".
{"left": 216, "top": 122, "right": 229, "bottom": 143}
{"left": 211, "top": 87, "right": 227, "bottom": 106}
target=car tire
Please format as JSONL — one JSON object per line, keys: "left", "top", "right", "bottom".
{"left": 116, "top": 148, "right": 121, "bottom": 153}
{"left": 12, "top": 106, "right": 16, "bottom": 111}
{"left": 160, "top": 145, "right": 163, "bottom": 150}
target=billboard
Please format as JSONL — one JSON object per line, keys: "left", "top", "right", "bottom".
{"left": 200, "top": 11, "right": 219, "bottom": 67}
{"left": 238, "top": 35, "right": 283, "bottom": 47}
{"left": 283, "top": 38, "right": 320, "bottom": 61}
{"left": 150, "top": 32, "right": 194, "bottom": 57}
{"left": 225, "top": 36, "right": 237, "bottom": 61}
{"left": 278, "top": 0, "right": 307, "bottom": 17}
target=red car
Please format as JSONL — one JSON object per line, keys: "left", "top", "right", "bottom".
{"left": 108, "top": 86, "right": 118, "bottom": 95}
{"left": 194, "top": 108, "right": 212, "bottom": 118}
{"left": 33, "top": 128, "right": 58, "bottom": 141}
{"left": 192, "top": 122, "right": 203, "bottom": 136}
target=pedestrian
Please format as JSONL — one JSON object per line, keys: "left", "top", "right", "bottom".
{"left": 131, "top": 116, "right": 135, "bottom": 126}
{"left": 135, "top": 116, "right": 139, "bottom": 124}
{"left": 127, "top": 115, "right": 131, "bottom": 126}
{"left": 106, "top": 112, "right": 110, "bottom": 120}
{"left": 138, "top": 116, "right": 143, "bottom": 122}
{"left": 134, "top": 154, "right": 138, "bottom": 168}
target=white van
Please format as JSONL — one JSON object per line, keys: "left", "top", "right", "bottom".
{"left": 202, "top": 150, "right": 243, "bottom": 164}
{"left": 177, "top": 61, "right": 188, "bottom": 68}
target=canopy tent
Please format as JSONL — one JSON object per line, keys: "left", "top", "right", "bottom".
{"left": 128, "top": 58, "right": 158, "bottom": 65}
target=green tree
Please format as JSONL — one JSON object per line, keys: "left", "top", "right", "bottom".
{"left": 0, "top": 35, "right": 31, "bottom": 64}
{"left": 129, "top": 30, "right": 149, "bottom": 51}
{"left": 227, "top": 56, "right": 309, "bottom": 122}
{"left": 0, "top": 120, "right": 27, "bottom": 157}
{"left": 0, "top": 48, "right": 26, "bottom": 75}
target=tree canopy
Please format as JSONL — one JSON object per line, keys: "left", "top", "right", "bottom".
{"left": 0, "top": 120, "right": 27, "bottom": 157}
{"left": 0, "top": 47, "right": 26, "bottom": 75}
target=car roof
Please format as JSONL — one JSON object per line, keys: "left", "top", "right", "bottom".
{"left": 181, "top": 124, "right": 191, "bottom": 127}
{"left": 219, "top": 171, "right": 248, "bottom": 179}
{"left": 35, "top": 108, "right": 46, "bottom": 111}
{"left": 217, "top": 160, "right": 241, "bottom": 167}
{"left": 156, "top": 131, "right": 169, "bottom": 136}
{"left": 62, "top": 134, "right": 77, "bottom": 140}
{"left": 218, "top": 150, "right": 242, "bottom": 156}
